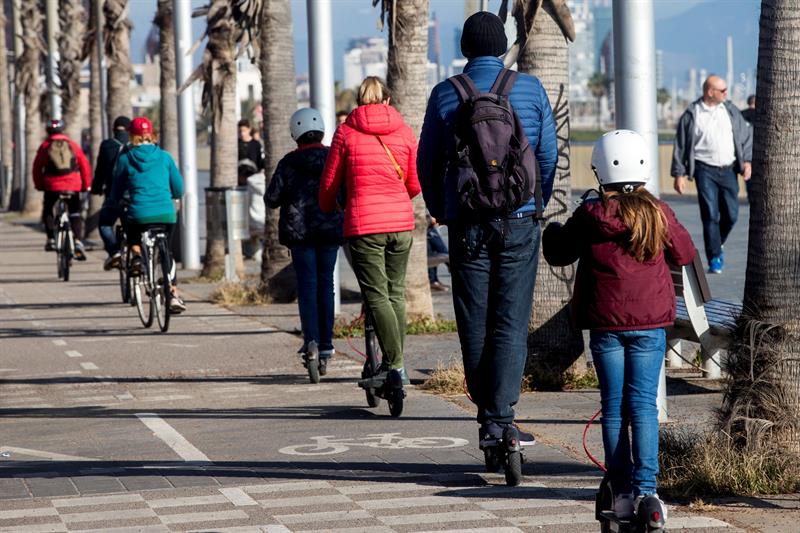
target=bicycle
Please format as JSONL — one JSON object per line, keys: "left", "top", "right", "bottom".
{"left": 114, "top": 224, "right": 132, "bottom": 304}
{"left": 130, "top": 226, "right": 173, "bottom": 333}
{"left": 53, "top": 194, "right": 75, "bottom": 282}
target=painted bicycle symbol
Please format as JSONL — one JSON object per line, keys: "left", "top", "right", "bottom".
{"left": 279, "top": 433, "right": 469, "bottom": 456}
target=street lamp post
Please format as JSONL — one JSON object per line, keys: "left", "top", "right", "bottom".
{"left": 173, "top": 0, "right": 200, "bottom": 270}
{"left": 307, "top": 0, "right": 340, "bottom": 314}
{"left": 612, "top": 0, "right": 659, "bottom": 196}
{"left": 45, "top": 0, "right": 61, "bottom": 120}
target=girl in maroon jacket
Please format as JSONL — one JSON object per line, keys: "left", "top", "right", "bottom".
{"left": 319, "top": 77, "right": 421, "bottom": 391}
{"left": 543, "top": 130, "right": 695, "bottom": 530}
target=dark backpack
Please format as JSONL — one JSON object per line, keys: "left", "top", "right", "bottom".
{"left": 46, "top": 139, "right": 77, "bottom": 176}
{"left": 449, "top": 69, "right": 541, "bottom": 218}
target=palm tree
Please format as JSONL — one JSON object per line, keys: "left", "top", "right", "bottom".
{"left": 258, "top": 0, "right": 297, "bottom": 300}
{"left": 182, "top": 0, "right": 260, "bottom": 278}
{"left": 506, "top": 0, "right": 583, "bottom": 389}
{"left": 86, "top": 0, "right": 104, "bottom": 238}
{"left": 0, "top": 2, "right": 13, "bottom": 209}
{"left": 656, "top": 87, "right": 671, "bottom": 124}
{"left": 58, "top": 0, "right": 87, "bottom": 142}
{"left": 374, "top": 0, "right": 434, "bottom": 319}
{"left": 18, "top": 1, "right": 44, "bottom": 217}
{"left": 103, "top": 0, "right": 132, "bottom": 131}
{"left": 155, "top": 0, "right": 178, "bottom": 160}
{"left": 586, "top": 72, "right": 607, "bottom": 130}
{"left": 719, "top": 0, "right": 800, "bottom": 453}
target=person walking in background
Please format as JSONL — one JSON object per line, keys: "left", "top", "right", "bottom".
{"left": 672, "top": 75, "right": 752, "bottom": 274}
{"left": 319, "top": 76, "right": 421, "bottom": 386}
{"left": 237, "top": 119, "right": 265, "bottom": 187}
{"left": 417, "top": 11, "right": 557, "bottom": 454}
{"left": 91, "top": 116, "right": 131, "bottom": 270}
{"left": 544, "top": 130, "right": 696, "bottom": 529}
{"left": 110, "top": 117, "right": 186, "bottom": 313}
{"left": 426, "top": 212, "right": 449, "bottom": 292}
{"left": 265, "top": 108, "right": 343, "bottom": 374}
{"left": 33, "top": 119, "right": 92, "bottom": 259}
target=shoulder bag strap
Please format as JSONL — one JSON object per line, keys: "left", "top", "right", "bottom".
{"left": 449, "top": 73, "right": 481, "bottom": 103}
{"left": 375, "top": 136, "right": 405, "bottom": 181}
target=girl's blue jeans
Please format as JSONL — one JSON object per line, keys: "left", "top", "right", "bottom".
{"left": 590, "top": 328, "right": 665, "bottom": 497}
{"left": 291, "top": 245, "right": 339, "bottom": 354}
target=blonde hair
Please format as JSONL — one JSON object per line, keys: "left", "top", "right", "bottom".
{"left": 603, "top": 186, "right": 668, "bottom": 263}
{"left": 130, "top": 133, "right": 156, "bottom": 146}
{"left": 357, "top": 76, "right": 391, "bottom": 106}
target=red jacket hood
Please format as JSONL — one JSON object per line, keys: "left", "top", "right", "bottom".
{"left": 582, "top": 198, "right": 631, "bottom": 241}
{"left": 345, "top": 104, "right": 406, "bottom": 136}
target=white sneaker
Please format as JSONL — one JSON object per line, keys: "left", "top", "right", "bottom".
{"left": 634, "top": 494, "right": 668, "bottom": 527}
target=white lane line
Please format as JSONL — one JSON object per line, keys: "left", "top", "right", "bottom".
{"left": 65, "top": 350, "right": 83, "bottom": 358}
{"left": 52, "top": 339, "right": 67, "bottom": 346}
{"left": 219, "top": 487, "right": 260, "bottom": 507}
{"left": 0, "top": 446, "right": 96, "bottom": 462}
{"left": 243, "top": 480, "right": 331, "bottom": 494}
{"left": 52, "top": 493, "right": 144, "bottom": 508}
{"left": 60, "top": 508, "right": 157, "bottom": 524}
{"left": 0, "top": 524, "right": 66, "bottom": 533}
{"left": 80, "top": 362, "right": 99, "bottom": 370}
{"left": 259, "top": 494, "right": 351, "bottom": 509}
{"left": 135, "top": 413, "right": 211, "bottom": 462}
{"left": 0, "top": 507, "right": 59, "bottom": 519}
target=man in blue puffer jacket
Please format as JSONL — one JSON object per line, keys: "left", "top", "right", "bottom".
{"left": 418, "top": 11, "right": 558, "bottom": 456}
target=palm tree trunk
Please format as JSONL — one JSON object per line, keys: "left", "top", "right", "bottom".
{"left": 259, "top": 0, "right": 297, "bottom": 300}
{"left": 86, "top": 0, "right": 104, "bottom": 239}
{"left": 518, "top": 13, "right": 585, "bottom": 389}
{"left": 386, "top": 0, "right": 434, "bottom": 320}
{"left": 103, "top": 0, "right": 132, "bottom": 131}
{"left": 58, "top": 0, "right": 86, "bottom": 142}
{"left": 719, "top": 0, "right": 800, "bottom": 453}
{"left": 0, "top": 2, "right": 14, "bottom": 209}
{"left": 156, "top": 0, "right": 178, "bottom": 160}
{"left": 201, "top": 0, "right": 241, "bottom": 279}
{"left": 19, "top": 1, "right": 43, "bottom": 218}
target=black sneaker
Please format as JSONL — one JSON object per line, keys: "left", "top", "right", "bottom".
{"left": 45, "top": 239, "right": 56, "bottom": 252}
{"left": 130, "top": 255, "right": 144, "bottom": 276}
{"left": 104, "top": 252, "right": 122, "bottom": 271}
{"left": 74, "top": 241, "right": 87, "bottom": 261}
{"left": 514, "top": 424, "right": 536, "bottom": 447}
{"left": 479, "top": 422, "right": 503, "bottom": 449}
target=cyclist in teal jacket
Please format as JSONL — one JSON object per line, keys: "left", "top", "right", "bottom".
{"left": 110, "top": 117, "right": 186, "bottom": 313}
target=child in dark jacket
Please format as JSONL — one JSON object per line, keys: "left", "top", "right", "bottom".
{"left": 542, "top": 130, "right": 696, "bottom": 529}
{"left": 265, "top": 108, "right": 344, "bottom": 377}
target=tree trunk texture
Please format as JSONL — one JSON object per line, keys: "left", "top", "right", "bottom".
{"left": 18, "top": 2, "right": 43, "bottom": 217}
{"left": 103, "top": 0, "right": 132, "bottom": 131}
{"left": 386, "top": 0, "right": 434, "bottom": 319}
{"left": 58, "top": 0, "right": 86, "bottom": 142}
{"left": 0, "top": 2, "right": 13, "bottom": 208}
{"left": 258, "top": 0, "right": 298, "bottom": 301}
{"left": 201, "top": 0, "right": 241, "bottom": 279}
{"left": 86, "top": 0, "right": 104, "bottom": 238}
{"left": 720, "top": 0, "right": 800, "bottom": 453}
{"left": 155, "top": 0, "right": 178, "bottom": 161}
{"left": 518, "top": 14, "right": 585, "bottom": 389}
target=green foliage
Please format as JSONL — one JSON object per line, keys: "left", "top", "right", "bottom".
{"left": 562, "top": 369, "right": 600, "bottom": 390}
{"left": 333, "top": 314, "right": 458, "bottom": 339}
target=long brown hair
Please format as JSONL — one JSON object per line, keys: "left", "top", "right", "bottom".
{"left": 603, "top": 186, "right": 668, "bottom": 262}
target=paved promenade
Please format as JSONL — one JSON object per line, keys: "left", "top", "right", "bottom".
{"left": 0, "top": 197, "right": 791, "bottom": 532}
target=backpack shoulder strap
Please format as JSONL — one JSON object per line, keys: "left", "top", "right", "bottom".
{"left": 449, "top": 73, "right": 480, "bottom": 102}
{"left": 489, "top": 68, "right": 519, "bottom": 98}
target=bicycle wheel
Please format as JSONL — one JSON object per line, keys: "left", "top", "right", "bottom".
{"left": 60, "top": 226, "right": 72, "bottom": 282}
{"left": 153, "top": 240, "right": 172, "bottom": 333}
{"left": 133, "top": 275, "right": 153, "bottom": 328}
{"left": 55, "top": 227, "right": 64, "bottom": 280}
{"left": 126, "top": 247, "right": 136, "bottom": 306}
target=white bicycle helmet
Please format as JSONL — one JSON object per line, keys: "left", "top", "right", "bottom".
{"left": 591, "top": 129, "right": 650, "bottom": 190}
{"left": 289, "top": 108, "right": 325, "bottom": 141}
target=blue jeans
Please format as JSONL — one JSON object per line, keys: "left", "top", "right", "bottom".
{"left": 694, "top": 160, "right": 739, "bottom": 263}
{"left": 449, "top": 216, "right": 540, "bottom": 425}
{"left": 99, "top": 204, "right": 124, "bottom": 255}
{"left": 291, "top": 245, "right": 339, "bottom": 354}
{"left": 590, "top": 328, "right": 665, "bottom": 497}
{"left": 427, "top": 226, "right": 448, "bottom": 282}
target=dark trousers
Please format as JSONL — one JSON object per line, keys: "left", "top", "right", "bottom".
{"left": 290, "top": 245, "right": 339, "bottom": 353}
{"left": 449, "top": 216, "right": 540, "bottom": 425}
{"left": 99, "top": 204, "right": 125, "bottom": 255}
{"left": 694, "top": 160, "right": 739, "bottom": 262}
{"left": 42, "top": 191, "right": 82, "bottom": 240}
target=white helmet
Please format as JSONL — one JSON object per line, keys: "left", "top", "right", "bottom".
{"left": 591, "top": 129, "right": 650, "bottom": 188}
{"left": 289, "top": 108, "right": 325, "bottom": 141}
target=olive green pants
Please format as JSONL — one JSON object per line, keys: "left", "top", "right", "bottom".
{"left": 349, "top": 231, "right": 413, "bottom": 369}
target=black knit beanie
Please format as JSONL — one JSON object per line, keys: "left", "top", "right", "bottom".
{"left": 461, "top": 11, "right": 508, "bottom": 59}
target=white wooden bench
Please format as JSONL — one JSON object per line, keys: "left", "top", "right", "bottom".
{"left": 656, "top": 251, "right": 742, "bottom": 421}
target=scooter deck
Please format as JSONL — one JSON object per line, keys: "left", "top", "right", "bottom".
{"left": 598, "top": 511, "right": 635, "bottom": 532}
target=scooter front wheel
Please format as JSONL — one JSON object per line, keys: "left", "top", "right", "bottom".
{"left": 504, "top": 450, "right": 522, "bottom": 486}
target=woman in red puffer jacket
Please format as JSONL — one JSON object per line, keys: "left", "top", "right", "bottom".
{"left": 319, "top": 76, "right": 421, "bottom": 386}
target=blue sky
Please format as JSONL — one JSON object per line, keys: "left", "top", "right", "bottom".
{"left": 128, "top": 0, "right": 753, "bottom": 84}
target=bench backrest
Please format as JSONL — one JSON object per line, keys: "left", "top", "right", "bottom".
{"left": 670, "top": 250, "right": 712, "bottom": 304}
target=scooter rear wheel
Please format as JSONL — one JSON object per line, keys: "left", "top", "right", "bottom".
{"left": 483, "top": 447, "right": 501, "bottom": 473}
{"left": 504, "top": 450, "right": 522, "bottom": 486}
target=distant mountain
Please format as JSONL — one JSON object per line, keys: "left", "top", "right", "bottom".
{"left": 655, "top": 0, "right": 760, "bottom": 88}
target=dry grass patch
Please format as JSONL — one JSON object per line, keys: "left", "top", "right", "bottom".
{"left": 421, "top": 360, "right": 534, "bottom": 397}
{"left": 210, "top": 282, "right": 269, "bottom": 306}
{"left": 333, "top": 314, "right": 458, "bottom": 339}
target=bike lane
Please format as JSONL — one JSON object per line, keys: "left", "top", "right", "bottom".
{"left": 0, "top": 219, "right": 738, "bottom": 532}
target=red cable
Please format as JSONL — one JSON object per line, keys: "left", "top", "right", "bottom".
{"left": 463, "top": 376, "right": 473, "bottom": 403}
{"left": 584, "top": 408, "right": 607, "bottom": 472}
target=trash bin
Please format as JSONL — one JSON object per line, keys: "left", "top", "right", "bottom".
{"left": 205, "top": 186, "right": 249, "bottom": 241}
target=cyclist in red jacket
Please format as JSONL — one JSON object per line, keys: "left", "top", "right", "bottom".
{"left": 33, "top": 119, "right": 92, "bottom": 259}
